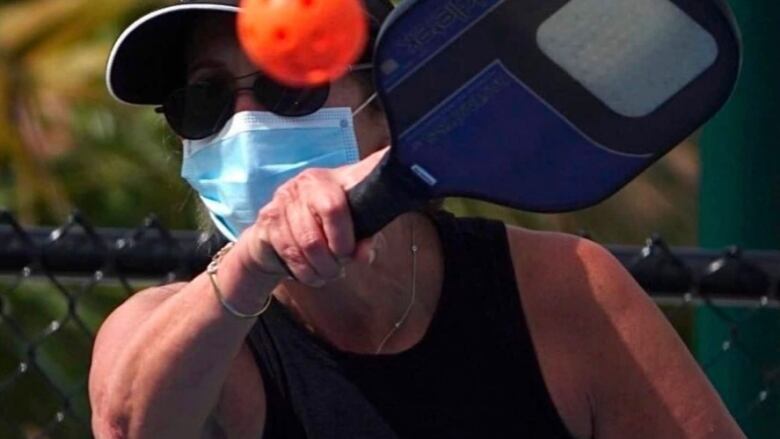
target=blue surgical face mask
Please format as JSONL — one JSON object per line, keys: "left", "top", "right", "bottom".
{"left": 181, "top": 104, "right": 369, "bottom": 241}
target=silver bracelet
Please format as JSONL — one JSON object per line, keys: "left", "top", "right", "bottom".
{"left": 207, "top": 242, "right": 273, "bottom": 319}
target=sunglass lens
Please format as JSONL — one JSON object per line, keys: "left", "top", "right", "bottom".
{"left": 164, "top": 82, "right": 233, "bottom": 139}
{"left": 254, "top": 77, "right": 329, "bottom": 117}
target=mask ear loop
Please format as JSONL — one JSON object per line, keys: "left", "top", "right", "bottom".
{"left": 349, "top": 62, "right": 376, "bottom": 117}
{"left": 353, "top": 92, "right": 378, "bottom": 117}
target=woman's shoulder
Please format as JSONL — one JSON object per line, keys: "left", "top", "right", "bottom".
{"left": 92, "top": 282, "right": 189, "bottom": 368}
{"left": 502, "top": 224, "right": 651, "bottom": 361}
{"left": 502, "top": 226, "right": 618, "bottom": 438}
{"left": 102, "top": 282, "right": 189, "bottom": 325}
{"left": 504, "top": 225, "right": 626, "bottom": 293}
{"left": 502, "top": 225, "right": 745, "bottom": 438}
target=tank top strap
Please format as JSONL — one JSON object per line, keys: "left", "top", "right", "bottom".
{"left": 422, "top": 211, "right": 523, "bottom": 345}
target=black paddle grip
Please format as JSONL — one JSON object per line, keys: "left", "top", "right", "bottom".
{"left": 347, "top": 153, "right": 430, "bottom": 241}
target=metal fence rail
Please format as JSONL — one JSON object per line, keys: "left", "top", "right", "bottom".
{"left": 1, "top": 210, "right": 778, "bottom": 438}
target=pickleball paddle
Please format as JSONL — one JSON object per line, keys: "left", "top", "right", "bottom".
{"left": 347, "top": 0, "right": 741, "bottom": 240}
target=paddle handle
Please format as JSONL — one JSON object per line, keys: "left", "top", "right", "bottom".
{"left": 346, "top": 153, "right": 430, "bottom": 241}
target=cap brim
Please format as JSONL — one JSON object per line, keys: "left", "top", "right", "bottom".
{"left": 106, "top": 4, "right": 239, "bottom": 106}
{"left": 107, "top": 0, "right": 393, "bottom": 106}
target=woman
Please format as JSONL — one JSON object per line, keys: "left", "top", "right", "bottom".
{"left": 89, "top": 1, "right": 745, "bottom": 438}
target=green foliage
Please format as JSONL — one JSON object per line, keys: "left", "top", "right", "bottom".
{"left": 0, "top": 0, "right": 178, "bottom": 227}
{"left": 52, "top": 103, "right": 199, "bottom": 229}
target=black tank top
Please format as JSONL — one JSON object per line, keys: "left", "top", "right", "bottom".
{"left": 247, "top": 213, "right": 575, "bottom": 438}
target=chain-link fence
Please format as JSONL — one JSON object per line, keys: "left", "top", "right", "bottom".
{"left": 1, "top": 210, "right": 778, "bottom": 438}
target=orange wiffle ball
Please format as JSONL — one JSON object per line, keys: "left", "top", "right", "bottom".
{"left": 238, "top": 0, "right": 369, "bottom": 87}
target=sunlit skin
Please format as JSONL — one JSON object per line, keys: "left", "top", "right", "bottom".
{"left": 89, "top": 14, "right": 746, "bottom": 439}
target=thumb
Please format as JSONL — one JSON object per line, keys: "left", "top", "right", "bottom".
{"left": 353, "top": 232, "right": 385, "bottom": 265}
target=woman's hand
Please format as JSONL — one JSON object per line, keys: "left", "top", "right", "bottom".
{"left": 238, "top": 147, "right": 389, "bottom": 286}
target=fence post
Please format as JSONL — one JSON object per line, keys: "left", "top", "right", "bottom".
{"left": 697, "top": 1, "right": 780, "bottom": 437}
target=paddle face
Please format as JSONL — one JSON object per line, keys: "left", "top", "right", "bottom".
{"left": 372, "top": 0, "right": 740, "bottom": 212}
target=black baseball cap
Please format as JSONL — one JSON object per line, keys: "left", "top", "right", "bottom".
{"left": 106, "top": 0, "right": 393, "bottom": 105}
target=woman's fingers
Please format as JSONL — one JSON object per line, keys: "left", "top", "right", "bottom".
{"left": 298, "top": 169, "right": 355, "bottom": 260}
{"left": 286, "top": 193, "right": 342, "bottom": 281}
{"left": 260, "top": 189, "right": 321, "bottom": 286}
{"left": 249, "top": 164, "right": 384, "bottom": 286}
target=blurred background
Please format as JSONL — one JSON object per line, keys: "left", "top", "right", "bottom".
{"left": 0, "top": 0, "right": 703, "bottom": 243}
{"left": 0, "top": 0, "right": 777, "bottom": 438}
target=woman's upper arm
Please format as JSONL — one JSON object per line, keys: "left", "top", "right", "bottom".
{"left": 574, "top": 241, "right": 745, "bottom": 438}
{"left": 90, "top": 283, "right": 266, "bottom": 438}
{"left": 89, "top": 283, "right": 186, "bottom": 416}
{"left": 507, "top": 228, "right": 745, "bottom": 439}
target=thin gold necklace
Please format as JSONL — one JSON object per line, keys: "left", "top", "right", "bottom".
{"left": 375, "top": 221, "right": 418, "bottom": 354}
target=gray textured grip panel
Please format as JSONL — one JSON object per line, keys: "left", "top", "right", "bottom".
{"left": 537, "top": 0, "right": 718, "bottom": 117}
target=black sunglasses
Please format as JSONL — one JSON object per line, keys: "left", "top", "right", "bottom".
{"left": 156, "top": 64, "right": 373, "bottom": 140}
